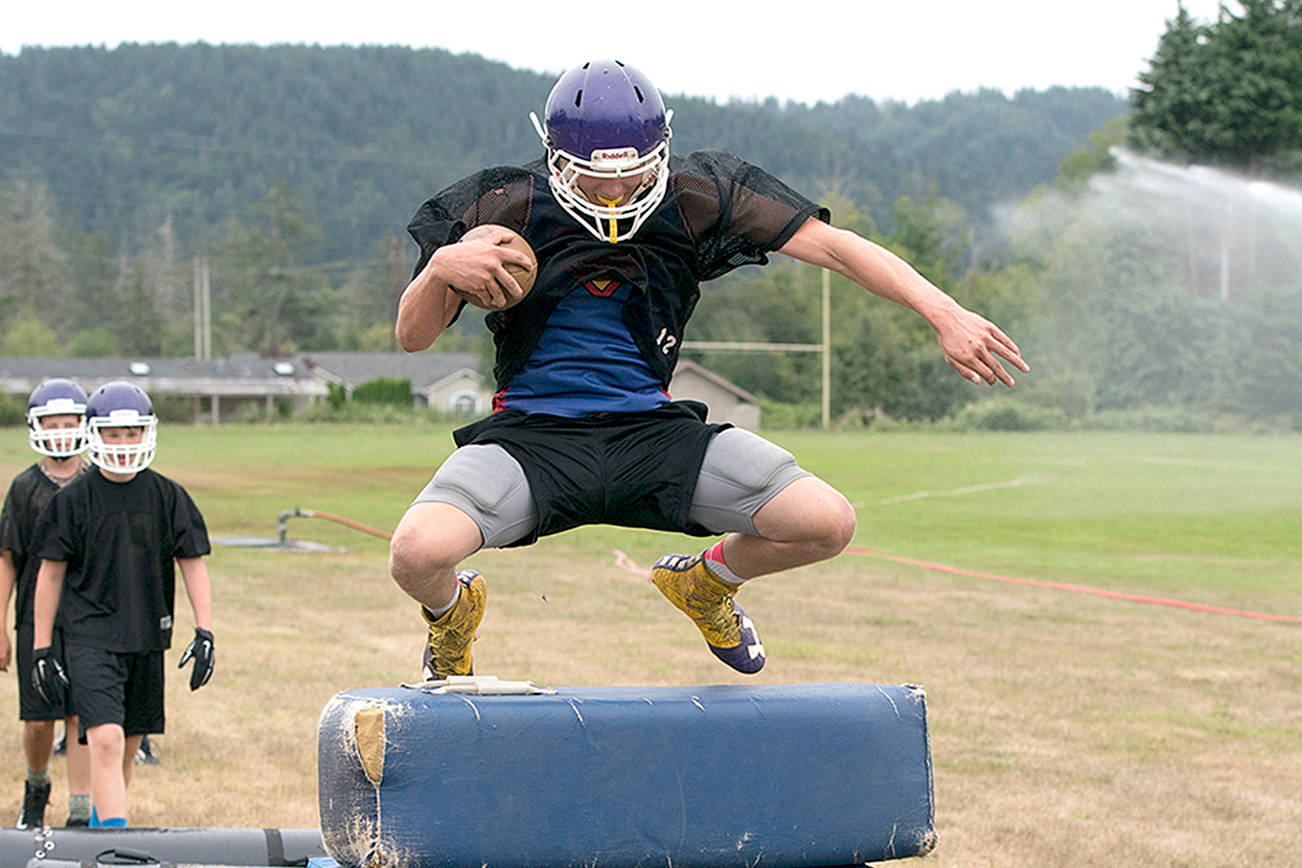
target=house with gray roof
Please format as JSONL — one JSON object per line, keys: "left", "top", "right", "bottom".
{"left": 298, "top": 352, "right": 489, "bottom": 416}
{"left": 0, "top": 355, "right": 329, "bottom": 423}
{"left": 1, "top": 352, "right": 760, "bottom": 427}
{"left": 0, "top": 352, "right": 493, "bottom": 423}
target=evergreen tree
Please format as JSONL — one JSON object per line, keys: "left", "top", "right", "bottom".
{"left": 1131, "top": 4, "right": 1217, "bottom": 160}
{"left": 0, "top": 173, "right": 70, "bottom": 330}
{"left": 210, "top": 180, "right": 335, "bottom": 354}
{"left": 1131, "top": 0, "right": 1302, "bottom": 173}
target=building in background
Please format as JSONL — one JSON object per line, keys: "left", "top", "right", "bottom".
{"left": 0, "top": 354, "right": 760, "bottom": 428}
{"left": 666, "top": 360, "right": 761, "bottom": 430}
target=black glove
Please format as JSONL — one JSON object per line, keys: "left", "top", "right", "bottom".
{"left": 178, "top": 628, "right": 215, "bottom": 690}
{"left": 31, "top": 646, "right": 69, "bottom": 707}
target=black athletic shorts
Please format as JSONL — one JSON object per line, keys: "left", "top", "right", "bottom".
{"left": 64, "top": 644, "right": 165, "bottom": 742}
{"left": 452, "top": 401, "right": 729, "bottom": 546}
{"left": 16, "top": 624, "right": 72, "bottom": 721}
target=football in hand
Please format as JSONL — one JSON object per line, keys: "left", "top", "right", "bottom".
{"left": 456, "top": 224, "right": 538, "bottom": 309}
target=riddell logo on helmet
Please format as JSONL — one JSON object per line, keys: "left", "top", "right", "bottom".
{"left": 591, "top": 147, "right": 640, "bottom": 165}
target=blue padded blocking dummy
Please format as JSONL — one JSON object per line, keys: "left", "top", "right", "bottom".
{"left": 318, "top": 681, "right": 935, "bottom": 867}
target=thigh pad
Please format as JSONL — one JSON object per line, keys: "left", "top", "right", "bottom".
{"left": 688, "top": 428, "right": 810, "bottom": 535}
{"left": 414, "top": 443, "right": 538, "bottom": 548}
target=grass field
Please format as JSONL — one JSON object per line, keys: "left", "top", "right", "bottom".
{"left": 0, "top": 424, "right": 1298, "bottom": 866}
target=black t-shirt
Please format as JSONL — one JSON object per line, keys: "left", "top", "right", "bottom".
{"left": 33, "top": 467, "right": 210, "bottom": 653}
{"left": 0, "top": 463, "right": 80, "bottom": 628}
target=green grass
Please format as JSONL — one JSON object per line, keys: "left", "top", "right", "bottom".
{"left": 554, "top": 428, "right": 1301, "bottom": 607}
{"left": 86, "top": 424, "right": 1296, "bottom": 609}
{"left": 113, "top": 424, "right": 1300, "bottom": 610}
{"left": 10, "top": 424, "right": 1289, "bottom": 603}
{"left": 785, "top": 430, "right": 1302, "bottom": 599}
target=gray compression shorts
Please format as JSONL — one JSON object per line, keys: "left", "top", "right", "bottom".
{"left": 413, "top": 427, "right": 811, "bottom": 548}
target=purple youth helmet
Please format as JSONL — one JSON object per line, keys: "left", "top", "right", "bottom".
{"left": 85, "top": 381, "right": 158, "bottom": 473}
{"left": 529, "top": 60, "right": 673, "bottom": 243}
{"left": 26, "top": 379, "right": 87, "bottom": 460}
{"left": 26, "top": 378, "right": 88, "bottom": 458}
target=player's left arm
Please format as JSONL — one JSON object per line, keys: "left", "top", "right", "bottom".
{"left": 777, "top": 217, "right": 1029, "bottom": 386}
{"left": 176, "top": 556, "right": 214, "bottom": 690}
{"left": 177, "top": 557, "right": 212, "bottom": 633}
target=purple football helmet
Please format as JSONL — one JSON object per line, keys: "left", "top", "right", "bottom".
{"left": 530, "top": 60, "right": 673, "bottom": 243}
{"left": 85, "top": 381, "right": 157, "bottom": 473}
{"left": 26, "top": 378, "right": 88, "bottom": 458}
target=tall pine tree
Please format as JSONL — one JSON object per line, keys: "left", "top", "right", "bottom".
{"left": 1131, "top": 0, "right": 1302, "bottom": 174}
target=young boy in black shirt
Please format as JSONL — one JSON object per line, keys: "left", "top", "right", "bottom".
{"left": 0, "top": 379, "right": 93, "bottom": 828}
{"left": 30, "top": 381, "right": 214, "bottom": 828}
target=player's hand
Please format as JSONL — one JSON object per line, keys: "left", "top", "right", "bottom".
{"left": 437, "top": 236, "right": 531, "bottom": 311}
{"left": 0, "top": 630, "right": 11, "bottom": 671}
{"left": 934, "top": 306, "right": 1029, "bottom": 386}
{"left": 31, "top": 646, "right": 69, "bottom": 707}
{"left": 178, "top": 628, "right": 215, "bottom": 690}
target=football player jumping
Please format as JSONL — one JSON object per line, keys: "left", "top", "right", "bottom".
{"left": 390, "top": 60, "right": 1028, "bottom": 678}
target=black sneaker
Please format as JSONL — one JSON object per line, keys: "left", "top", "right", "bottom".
{"left": 65, "top": 815, "right": 89, "bottom": 827}
{"left": 16, "top": 780, "right": 50, "bottom": 830}
{"left": 135, "top": 735, "right": 160, "bottom": 765}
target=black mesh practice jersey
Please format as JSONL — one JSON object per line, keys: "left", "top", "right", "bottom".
{"left": 0, "top": 463, "right": 82, "bottom": 628}
{"left": 407, "top": 151, "right": 830, "bottom": 391}
{"left": 33, "top": 468, "right": 210, "bottom": 653}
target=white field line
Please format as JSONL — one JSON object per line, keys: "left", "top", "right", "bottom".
{"left": 871, "top": 474, "right": 1062, "bottom": 506}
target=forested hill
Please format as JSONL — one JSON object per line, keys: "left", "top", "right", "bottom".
{"left": 0, "top": 44, "right": 1126, "bottom": 261}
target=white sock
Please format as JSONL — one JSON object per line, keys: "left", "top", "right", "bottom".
{"left": 424, "top": 582, "right": 461, "bottom": 620}
{"left": 703, "top": 540, "right": 745, "bottom": 585}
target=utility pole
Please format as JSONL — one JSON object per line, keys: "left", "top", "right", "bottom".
{"left": 193, "top": 256, "right": 212, "bottom": 361}
{"left": 193, "top": 257, "right": 203, "bottom": 359}
{"left": 1220, "top": 192, "right": 1234, "bottom": 303}
{"left": 203, "top": 257, "right": 212, "bottom": 361}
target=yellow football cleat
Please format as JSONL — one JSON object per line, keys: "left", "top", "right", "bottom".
{"left": 651, "top": 553, "right": 765, "bottom": 674}
{"left": 421, "top": 570, "right": 487, "bottom": 680}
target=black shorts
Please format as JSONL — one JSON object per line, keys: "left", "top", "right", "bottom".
{"left": 64, "top": 644, "right": 165, "bottom": 741}
{"left": 16, "top": 624, "right": 72, "bottom": 721}
{"left": 451, "top": 401, "right": 729, "bottom": 545}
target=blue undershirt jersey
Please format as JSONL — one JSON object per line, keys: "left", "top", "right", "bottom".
{"left": 495, "top": 280, "right": 669, "bottom": 416}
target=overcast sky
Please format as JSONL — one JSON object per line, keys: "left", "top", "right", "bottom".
{"left": 2, "top": 0, "right": 1228, "bottom": 105}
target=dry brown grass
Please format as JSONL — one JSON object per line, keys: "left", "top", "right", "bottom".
{"left": 1, "top": 527, "right": 1296, "bottom": 867}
